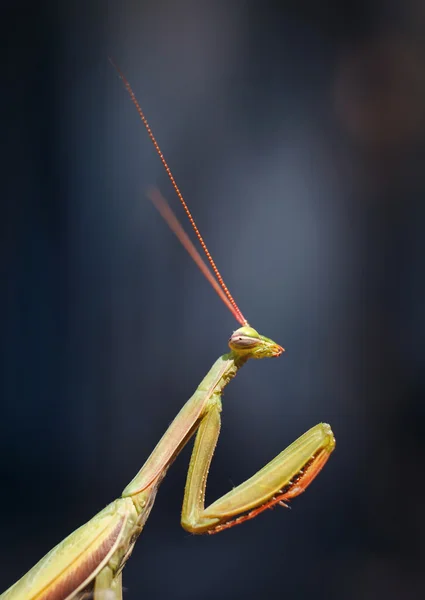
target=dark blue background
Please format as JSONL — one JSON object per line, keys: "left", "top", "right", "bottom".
{"left": 2, "top": 1, "right": 425, "bottom": 599}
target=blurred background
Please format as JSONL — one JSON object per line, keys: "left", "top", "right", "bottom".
{"left": 1, "top": 1, "right": 425, "bottom": 599}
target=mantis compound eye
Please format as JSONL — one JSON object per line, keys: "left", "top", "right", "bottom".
{"left": 229, "top": 326, "right": 261, "bottom": 350}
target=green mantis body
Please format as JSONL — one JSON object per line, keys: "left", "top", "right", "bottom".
{"left": 0, "top": 66, "right": 336, "bottom": 600}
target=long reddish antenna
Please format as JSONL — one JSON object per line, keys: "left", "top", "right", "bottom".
{"left": 148, "top": 188, "right": 245, "bottom": 324}
{"left": 110, "top": 58, "right": 247, "bottom": 326}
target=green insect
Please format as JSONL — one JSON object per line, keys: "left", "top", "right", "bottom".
{"left": 0, "top": 62, "right": 335, "bottom": 600}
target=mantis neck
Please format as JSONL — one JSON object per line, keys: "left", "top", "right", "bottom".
{"left": 196, "top": 351, "right": 249, "bottom": 397}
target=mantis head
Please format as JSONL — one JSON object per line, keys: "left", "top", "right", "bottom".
{"left": 229, "top": 326, "right": 284, "bottom": 359}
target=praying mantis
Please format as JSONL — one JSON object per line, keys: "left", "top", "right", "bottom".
{"left": 0, "top": 63, "right": 335, "bottom": 600}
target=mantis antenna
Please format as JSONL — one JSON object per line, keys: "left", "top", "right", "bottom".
{"left": 110, "top": 58, "right": 248, "bottom": 326}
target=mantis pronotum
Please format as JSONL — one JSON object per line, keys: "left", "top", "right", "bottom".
{"left": 0, "top": 63, "right": 335, "bottom": 600}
